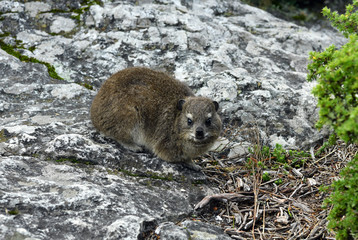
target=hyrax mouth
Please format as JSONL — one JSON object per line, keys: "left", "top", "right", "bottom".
{"left": 189, "top": 135, "right": 213, "bottom": 147}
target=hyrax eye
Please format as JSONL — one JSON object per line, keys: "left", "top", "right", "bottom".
{"left": 205, "top": 118, "right": 212, "bottom": 126}
{"left": 187, "top": 118, "right": 193, "bottom": 126}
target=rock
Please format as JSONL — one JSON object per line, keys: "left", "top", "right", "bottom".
{"left": 49, "top": 83, "right": 89, "bottom": 99}
{"left": 0, "top": 156, "right": 207, "bottom": 239}
{"left": 155, "top": 222, "right": 190, "bottom": 240}
{"left": 0, "top": 0, "right": 347, "bottom": 239}
{"left": 155, "top": 220, "right": 232, "bottom": 240}
{"left": 228, "top": 142, "right": 251, "bottom": 159}
{"left": 50, "top": 16, "right": 77, "bottom": 34}
{"left": 181, "top": 220, "right": 232, "bottom": 240}
{"left": 24, "top": 2, "right": 51, "bottom": 18}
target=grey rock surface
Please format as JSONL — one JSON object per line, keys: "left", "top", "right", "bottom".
{"left": 0, "top": 156, "right": 208, "bottom": 239}
{"left": 0, "top": 0, "right": 345, "bottom": 239}
{"left": 155, "top": 220, "right": 232, "bottom": 240}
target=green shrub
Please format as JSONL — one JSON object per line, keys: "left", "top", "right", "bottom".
{"left": 323, "top": 154, "right": 358, "bottom": 239}
{"left": 322, "top": 3, "right": 358, "bottom": 38}
{"left": 272, "top": 143, "right": 286, "bottom": 163}
{"left": 308, "top": 2, "right": 358, "bottom": 239}
{"left": 262, "top": 172, "right": 271, "bottom": 182}
{"left": 307, "top": 0, "right": 358, "bottom": 144}
{"left": 249, "top": 143, "right": 310, "bottom": 168}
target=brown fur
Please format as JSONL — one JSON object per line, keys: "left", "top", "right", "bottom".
{"left": 90, "top": 67, "right": 222, "bottom": 170}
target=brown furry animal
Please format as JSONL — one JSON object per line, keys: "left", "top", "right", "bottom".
{"left": 90, "top": 67, "right": 222, "bottom": 170}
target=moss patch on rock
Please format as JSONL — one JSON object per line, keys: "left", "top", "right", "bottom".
{"left": 0, "top": 129, "right": 12, "bottom": 143}
{"left": 0, "top": 39, "right": 63, "bottom": 80}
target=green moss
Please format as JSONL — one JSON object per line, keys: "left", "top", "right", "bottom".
{"left": 7, "top": 208, "right": 20, "bottom": 215}
{"left": 71, "top": 0, "right": 103, "bottom": 21}
{"left": 223, "top": 11, "right": 235, "bottom": 17}
{"left": 0, "top": 129, "right": 11, "bottom": 142}
{"left": 120, "top": 169, "right": 141, "bottom": 177}
{"left": 28, "top": 45, "right": 36, "bottom": 52}
{"left": 71, "top": 13, "right": 81, "bottom": 21}
{"left": 55, "top": 157, "right": 95, "bottom": 165}
{"left": 36, "top": 0, "right": 102, "bottom": 28}
{"left": 0, "top": 1, "right": 104, "bottom": 81}
{"left": 0, "top": 32, "right": 10, "bottom": 38}
{"left": 0, "top": 39, "right": 64, "bottom": 80}
{"left": 55, "top": 157, "right": 74, "bottom": 163}
{"left": 39, "top": 9, "right": 68, "bottom": 15}
{"left": 78, "top": 82, "right": 94, "bottom": 90}
{"left": 145, "top": 171, "right": 174, "bottom": 181}
{"left": 46, "top": 63, "right": 63, "bottom": 80}
{"left": 15, "top": 39, "right": 23, "bottom": 45}
{"left": 73, "top": 8, "right": 84, "bottom": 15}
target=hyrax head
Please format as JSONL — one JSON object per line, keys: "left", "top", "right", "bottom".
{"left": 177, "top": 97, "right": 222, "bottom": 147}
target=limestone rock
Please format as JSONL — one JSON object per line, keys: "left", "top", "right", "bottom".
{"left": 155, "top": 220, "right": 232, "bottom": 240}
{"left": 50, "top": 16, "right": 77, "bottom": 34}
{"left": 0, "top": 156, "right": 206, "bottom": 239}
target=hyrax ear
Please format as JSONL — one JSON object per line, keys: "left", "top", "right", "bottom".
{"left": 177, "top": 99, "right": 186, "bottom": 111}
{"left": 213, "top": 101, "right": 219, "bottom": 112}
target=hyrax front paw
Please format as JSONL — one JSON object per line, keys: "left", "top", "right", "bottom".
{"left": 183, "top": 161, "right": 202, "bottom": 171}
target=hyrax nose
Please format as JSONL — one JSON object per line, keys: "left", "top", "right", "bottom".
{"left": 195, "top": 127, "right": 205, "bottom": 140}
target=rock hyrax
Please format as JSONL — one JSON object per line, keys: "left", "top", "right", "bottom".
{"left": 90, "top": 67, "right": 222, "bottom": 170}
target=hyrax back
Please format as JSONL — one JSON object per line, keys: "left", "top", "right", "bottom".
{"left": 90, "top": 67, "right": 222, "bottom": 170}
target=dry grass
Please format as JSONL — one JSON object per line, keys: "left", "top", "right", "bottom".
{"left": 193, "top": 123, "right": 357, "bottom": 240}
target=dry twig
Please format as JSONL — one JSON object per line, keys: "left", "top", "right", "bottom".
{"left": 191, "top": 123, "right": 357, "bottom": 240}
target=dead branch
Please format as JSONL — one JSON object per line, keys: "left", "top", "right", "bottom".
{"left": 194, "top": 193, "right": 253, "bottom": 210}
